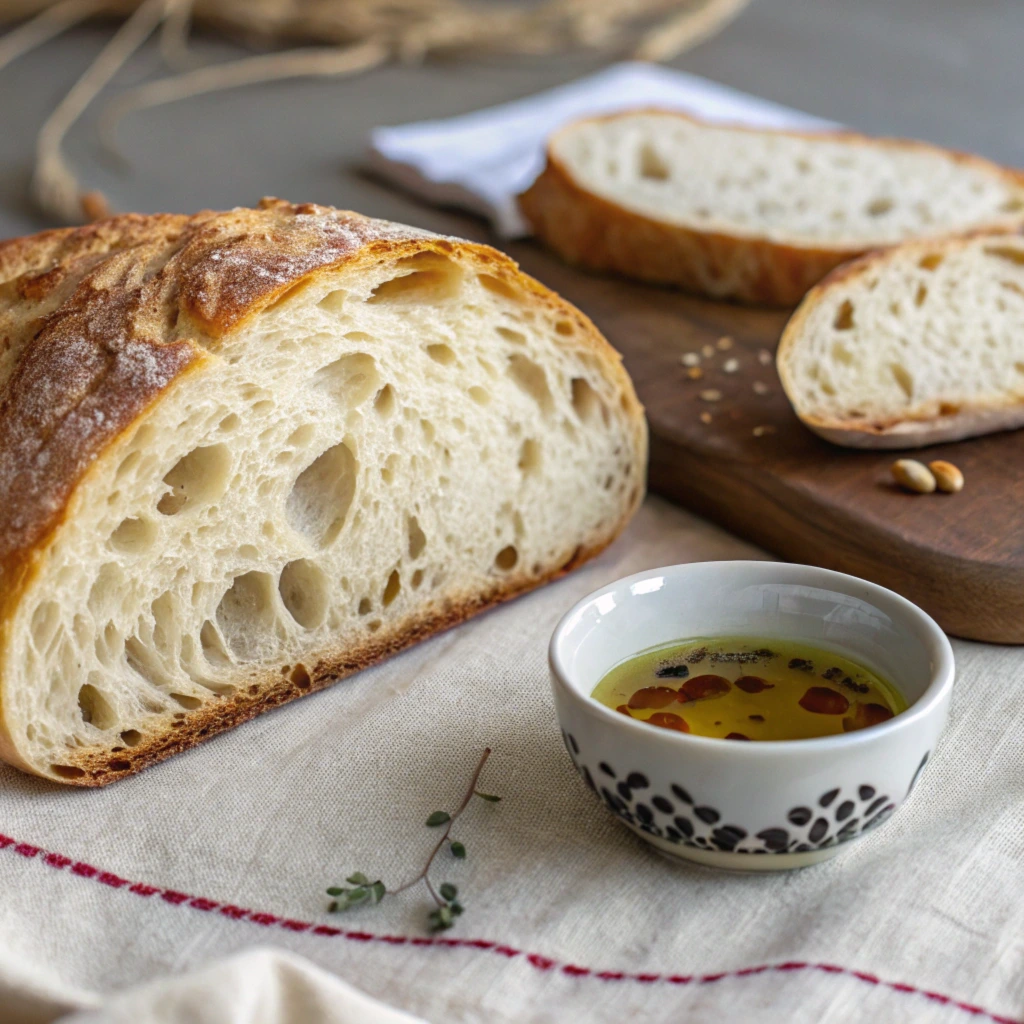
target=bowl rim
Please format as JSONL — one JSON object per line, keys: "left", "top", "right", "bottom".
{"left": 548, "top": 560, "right": 955, "bottom": 756}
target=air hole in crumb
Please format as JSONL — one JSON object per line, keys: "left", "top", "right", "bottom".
{"left": 519, "top": 438, "right": 541, "bottom": 476}
{"left": 408, "top": 515, "right": 427, "bottom": 559}
{"left": 915, "top": 283, "right": 928, "bottom": 307}
{"left": 171, "top": 692, "right": 202, "bottom": 710}
{"left": 290, "top": 664, "right": 312, "bottom": 690}
{"left": 287, "top": 424, "right": 316, "bottom": 450}
{"left": 158, "top": 444, "right": 231, "bottom": 516}
{"left": 831, "top": 341, "right": 854, "bottom": 366}
{"left": 216, "top": 572, "right": 279, "bottom": 661}
{"left": 248, "top": 685, "right": 260, "bottom": 695}
{"left": 279, "top": 559, "right": 329, "bottom": 628}
{"left": 571, "top": 377, "right": 601, "bottom": 423}
{"left": 890, "top": 363, "right": 914, "bottom": 399}
{"left": 219, "top": 413, "right": 240, "bottom": 432}
{"left": 318, "top": 288, "right": 347, "bottom": 313}
{"left": 381, "top": 453, "right": 399, "bottom": 484}
{"left": 866, "top": 197, "right": 894, "bottom": 216}
{"left": 478, "top": 274, "right": 517, "bottom": 300}
{"left": 110, "top": 517, "right": 156, "bottom": 553}
{"left": 78, "top": 683, "right": 117, "bottom": 729}
{"left": 374, "top": 384, "right": 396, "bottom": 417}
{"left": 985, "top": 245, "right": 1024, "bottom": 266}
{"left": 200, "top": 620, "right": 231, "bottom": 666}
{"left": 412, "top": 569, "right": 425, "bottom": 589}
{"left": 507, "top": 354, "right": 554, "bottom": 414}
{"left": 368, "top": 619, "right": 382, "bottom": 632}
{"left": 918, "top": 253, "right": 943, "bottom": 271}
{"left": 638, "top": 141, "right": 670, "bottom": 180}
{"left": 108, "top": 759, "right": 131, "bottom": 772}
{"left": 468, "top": 386, "right": 491, "bottom": 406}
{"left": 940, "top": 402, "right": 961, "bottom": 415}
{"left": 833, "top": 300, "right": 855, "bottom": 331}
{"left": 426, "top": 343, "right": 457, "bottom": 366}
{"left": 420, "top": 419, "right": 435, "bottom": 443}
{"left": 286, "top": 442, "right": 357, "bottom": 548}
{"left": 1000, "top": 198, "right": 1024, "bottom": 213}
{"left": 358, "top": 597, "right": 372, "bottom": 616}
{"left": 120, "top": 730, "right": 142, "bottom": 747}
{"left": 495, "top": 545, "right": 518, "bottom": 571}
{"left": 51, "top": 764, "right": 85, "bottom": 779}
{"left": 369, "top": 253, "right": 462, "bottom": 303}
{"left": 383, "top": 569, "right": 401, "bottom": 607}
{"left": 555, "top": 320, "right": 574, "bottom": 336}
{"left": 497, "top": 326, "right": 527, "bottom": 346}
{"left": 315, "top": 353, "right": 381, "bottom": 408}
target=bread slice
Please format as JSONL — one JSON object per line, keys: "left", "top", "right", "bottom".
{"left": 0, "top": 199, "right": 646, "bottom": 786}
{"left": 519, "top": 110, "right": 1024, "bottom": 306}
{"left": 777, "top": 232, "right": 1024, "bottom": 447}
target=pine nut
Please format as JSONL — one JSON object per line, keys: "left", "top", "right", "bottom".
{"left": 891, "top": 459, "right": 936, "bottom": 494}
{"left": 928, "top": 460, "right": 964, "bottom": 493}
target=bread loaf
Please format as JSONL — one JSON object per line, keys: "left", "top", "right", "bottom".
{"left": 519, "top": 110, "right": 1024, "bottom": 306}
{"left": 0, "top": 199, "right": 646, "bottom": 785}
{"left": 777, "top": 232, "right": 1024, "bottom": 447}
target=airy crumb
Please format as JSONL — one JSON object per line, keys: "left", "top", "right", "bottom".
{"left": 716, "top": 336, "right": 734, "bottom": 350}
{"left": 723, "top": 358, "right": 739, "bottom": 373}
{"left": 700, "top": 389, "right": 723, "bottom": 402}
{"left": 686, "top": 366, "right": 704, "bottom": 380}
{"left": 681, "top": 352, "right": 701, "bottom": 367}
{"left": 752, "top": 381, "right": 770, "bottom": 395}
{"left": 758, "top": 349, "right": 772, "bottom": 365}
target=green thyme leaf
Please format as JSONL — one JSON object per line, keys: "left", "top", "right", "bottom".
{"left": 426, "top": 811, "right": 451, "bottom": 827}
{"left": 439, "top": 882, "right": 458, "bottom": 901}
{"left": 346, "top": 872, "right": 370, "bottom": 886}
{"left": 474, "top": 791, "right": 501, "bottom": 803}
{"left": 370, "top": 881, "right": 386, "bottom": 904}
{"left": 326, "top": 887, "right": 344, "bottom": 896}
{"left": 450, "top": 901, "right": 464, "bottom": 916}
{"left": 439, "top": 905, "right": 453, "bottom": 926}
{"left": 328, "top": 900, "right": 339, "bottom": 912}
{"left": 450, "top": 841, "right": 466, "bottom": 859}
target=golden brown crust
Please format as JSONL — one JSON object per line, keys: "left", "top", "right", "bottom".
{"left": 0, "top": 198, "right": 646, "bottom": 785}
{"left": 518, "top": 110, "right": 1024, "bottom": 307}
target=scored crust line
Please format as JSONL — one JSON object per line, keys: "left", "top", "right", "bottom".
{"left": 0, "top": 831, "right": 1017, "bottom": 1022}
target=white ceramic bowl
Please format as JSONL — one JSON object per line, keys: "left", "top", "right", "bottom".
{"left": 549, "top": 561, "right": 954, "bottom": 871}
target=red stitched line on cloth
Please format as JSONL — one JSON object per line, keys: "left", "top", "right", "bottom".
{"left": 0, "top": 832, "right": 1017, "bottom": 1024}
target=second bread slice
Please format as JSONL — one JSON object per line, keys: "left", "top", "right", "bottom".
{"left": 519, "top": 110, "right": 1024, "bottom": 306}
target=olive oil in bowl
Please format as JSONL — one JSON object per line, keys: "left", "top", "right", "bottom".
{"left": 591, "top": 637, "right": 907, "bottom": 741}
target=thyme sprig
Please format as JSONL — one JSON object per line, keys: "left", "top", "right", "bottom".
{"left": 326, "top": 747, "right": 499, "bottom": 932}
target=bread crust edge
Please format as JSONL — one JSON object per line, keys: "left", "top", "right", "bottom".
{"left": 518, "top": 110, "right": 1024, "bottom": 308}
{"left": 776, "top": 233, "right": 1024, "bottom": 448}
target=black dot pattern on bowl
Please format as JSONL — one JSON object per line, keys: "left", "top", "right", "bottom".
{"left": 671, "top": 784, "right": 693, "bottom": 805}
{"left": 559, "top": 729, "right": 924, "bottom": 856}
{"left": 788, "top": 807, "right": 812, "bottom": 827}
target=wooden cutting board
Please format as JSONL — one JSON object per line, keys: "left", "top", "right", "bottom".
{"left": 510, "top": 242, "right": 1024, "bottom": 644}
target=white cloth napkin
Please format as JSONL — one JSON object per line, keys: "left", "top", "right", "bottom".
{"left": 365, "top": 62, "right": 837, "bottom": 237}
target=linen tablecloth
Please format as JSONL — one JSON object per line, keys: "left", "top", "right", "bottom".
{"left": 1, "top": 495, "right": 1023, "bottom": 1024}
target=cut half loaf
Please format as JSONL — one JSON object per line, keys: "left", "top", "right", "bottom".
{"left": 0, "top": 199, "right": 646, "bottom": 786}
{"left": 519, "top": 110, "right": 1024, "bottom": 306}
{"left": 777, "top": 233, "right": 1024, "bottom": 447}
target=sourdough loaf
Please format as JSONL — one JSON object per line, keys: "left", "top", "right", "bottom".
{"left": 519, "top": 110, "right": 1024, "bottom": 306}
{"left": 777, "top": 232, "right": 1024, "bottom": 447}
{"left": 0, "top": 199, "right": 646, "bottom": 785}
